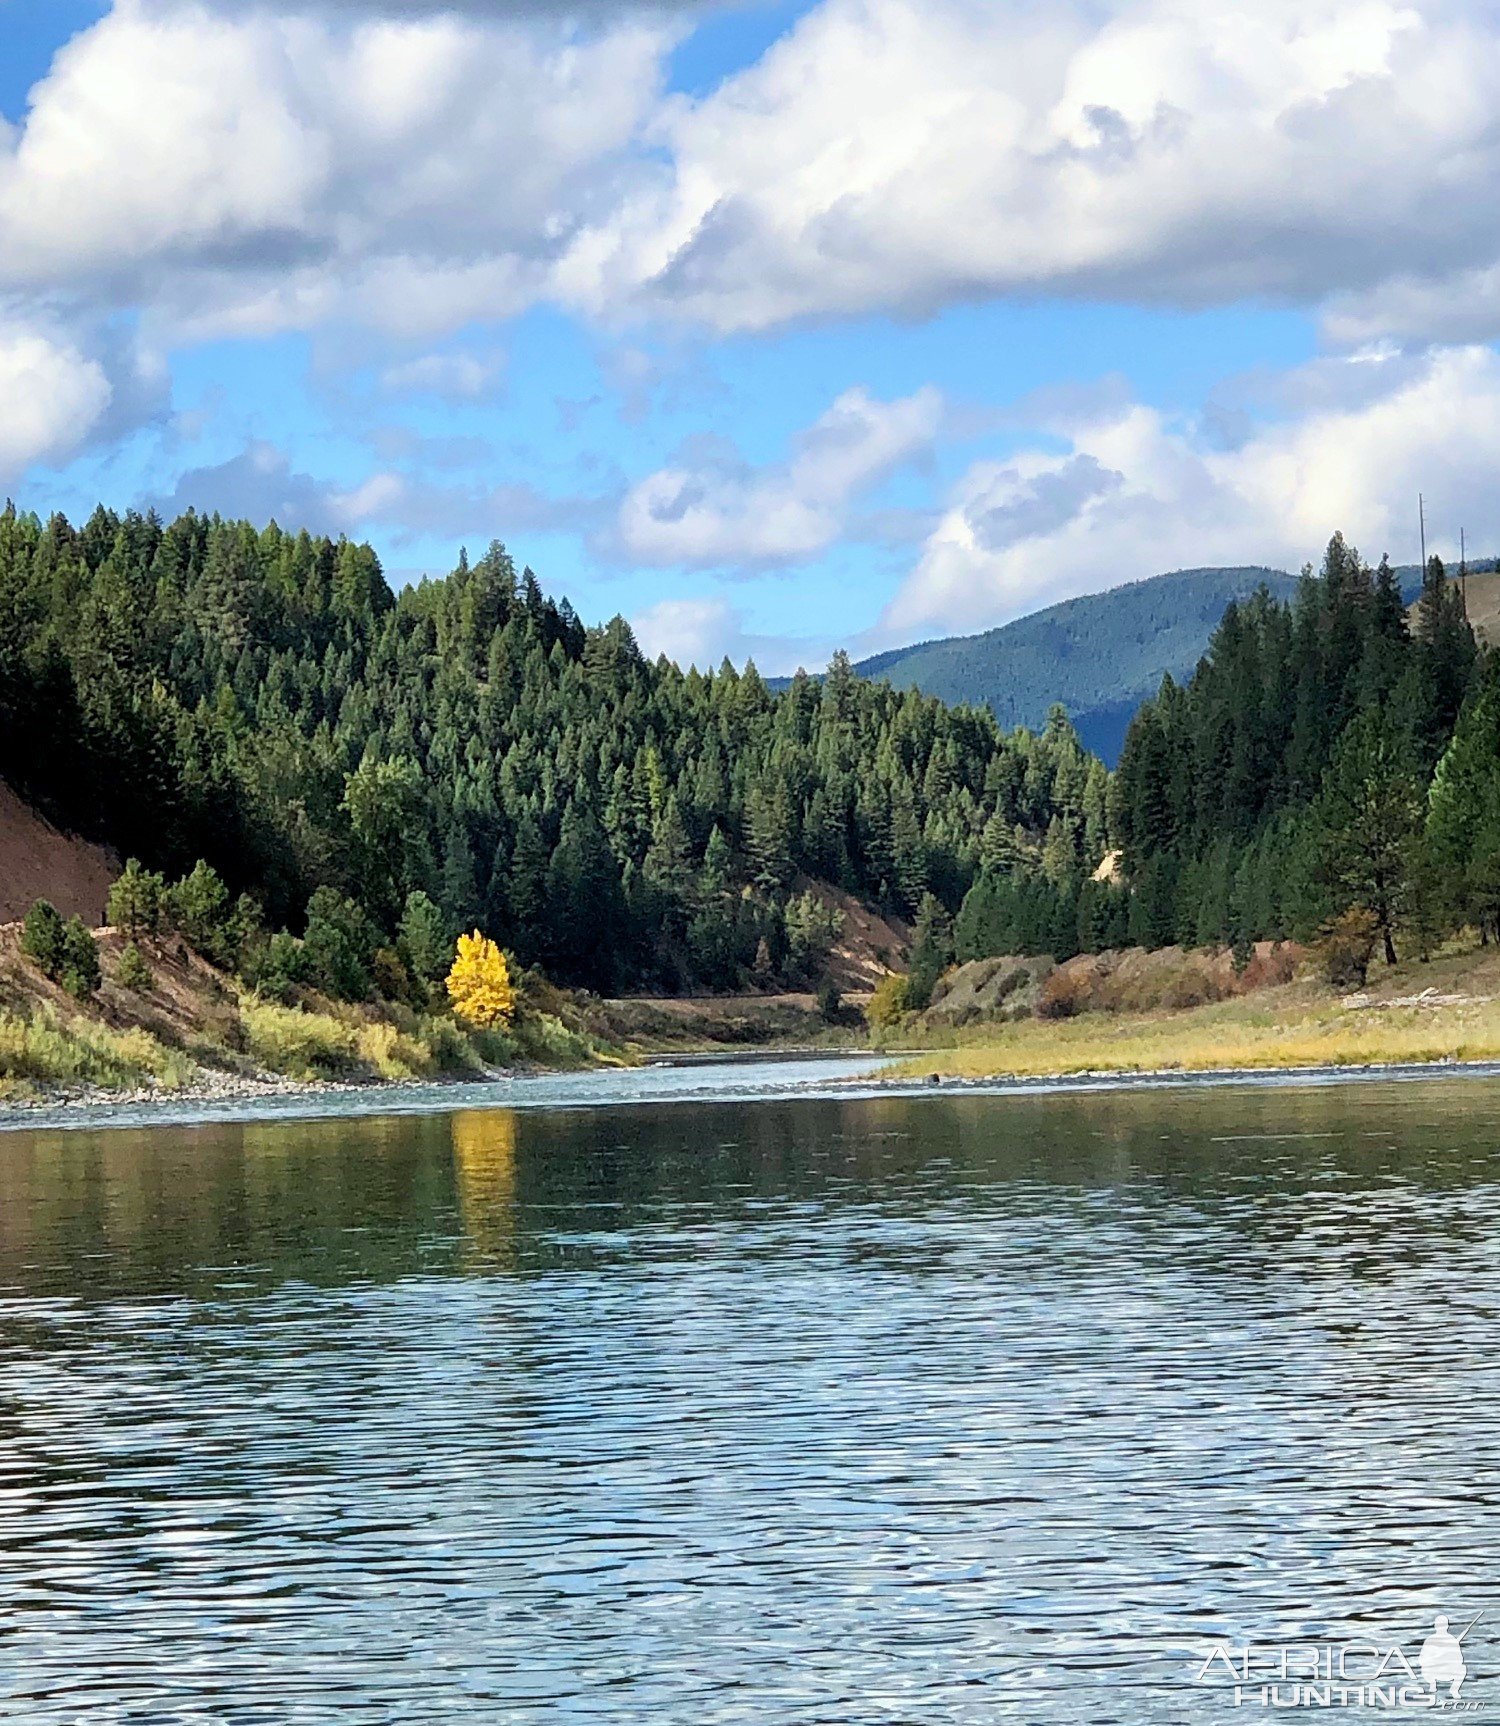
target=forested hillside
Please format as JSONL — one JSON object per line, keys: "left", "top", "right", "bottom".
{"left": 0, "top": 503, "right": 1105, "bottom": 995}
{"left": 857, "top": 565, "right": 1302, "bottom": 760}
{"left": 951, "top": 535, "right": 1494, "bottom": 983}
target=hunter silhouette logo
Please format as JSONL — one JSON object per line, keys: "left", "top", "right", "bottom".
{"left": 1195, "top": 1612, "right": 1485, "bottom": 1710}
{"left": 1420, "top": 1615, "right": 1478, "bottom": 1702}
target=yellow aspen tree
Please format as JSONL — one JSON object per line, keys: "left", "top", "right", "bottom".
{"left": 446, "top": 931, "right": 516, "bottom": 1028}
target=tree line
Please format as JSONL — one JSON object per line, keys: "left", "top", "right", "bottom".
{"left": 3, "top": 504, "right": 1489, "bottom": 1001}
{"left": 0, "top": 502, "right": 1104, "bottom": 997}
{"left": 945, "top": 534, "right": 1494, "bottom": 988}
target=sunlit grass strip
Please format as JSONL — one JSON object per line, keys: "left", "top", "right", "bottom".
{"left": 891, "top": 996, "right": 1500, "bottom": 1081}
{"left": 0, "top": 1009, "right": 194, "bottom": 1091}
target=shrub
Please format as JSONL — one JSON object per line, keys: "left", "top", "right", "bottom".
{"left": 446, "top": 931, "right": 516, "bottom": 1029}
{"left": 0, "top": 1009, "right": 190, "bottom": 1089}
{"left": 817, "top": 977, "right": 843, "bottom": 1023}
{"left": 60, "top": 918, "right": 101, "bottom": 1000}
{"left": 1315, "top": 908, "right": 1380, "bottom": 990}
{"left": 20, "top": 900, "right": 66, "bottom": 980}
{"left": 867, "top": 972, "right": 911, "bottom": 1031}
{"left": 355, "top": 1021, "right": 436, "bottom": 1081}
{"left": 1036, "top": 966, "right": 1091, "bottom": 1020}
{"left": 245, "top": 931, "right": 311, "bottom": 1003}
{"left": 116, "top": 943, "right": 153, "bottom": 991}
{"left": 241, "top": 1000, "right": 358, "bottom": 1079}
{"left": 1238, "top": 942, "right": 1302, "bottom": 993}
{"left": 417, "top": 1015, "right": 483, "bottom": 1074}
{"left": 515, "top": 1012, "right": 590, "bottom": 1068}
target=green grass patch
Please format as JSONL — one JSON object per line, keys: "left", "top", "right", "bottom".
{"left": 240, "top": 1000, "right": 360, "bottom": 1080}
{"left": 0, "top": 1009, "right": 193, "bottom": 1091}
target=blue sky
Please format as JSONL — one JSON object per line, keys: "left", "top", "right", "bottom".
{"left": 4, "top": 0, "right": 1499, "bottom": 670}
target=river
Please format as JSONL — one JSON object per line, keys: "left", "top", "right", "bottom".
{"left": 1, "top": 1058, "right": 1496, "bottom": 1720}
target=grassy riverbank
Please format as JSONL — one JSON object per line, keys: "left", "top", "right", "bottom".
{"left": 0, "top": 926, "right": 616, "bottom": 1103}
{"left": 889, "top": 946, "right": 1500, "bottom": 1081}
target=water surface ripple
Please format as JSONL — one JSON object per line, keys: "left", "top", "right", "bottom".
{"left": 1, "top": 1072, "right": 1497, "bottom": 1721}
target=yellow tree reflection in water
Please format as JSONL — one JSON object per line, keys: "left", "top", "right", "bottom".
{"left": 451, "top": 1109, "right": 519, "bottom": 1270}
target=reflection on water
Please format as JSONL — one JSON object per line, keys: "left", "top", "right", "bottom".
{"left": 0, "top": 1076, "right": 1498, "bottom": 1721}
{"left": 453, "top": 1109, "right": 518, "bottom": 1271}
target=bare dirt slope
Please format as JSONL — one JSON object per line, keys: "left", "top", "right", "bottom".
{"left": 1409, "top": 570, "right": 1500, "bottom": 646}
{"left": 1460, "top": 570, "right": 1500, "bottom": 645}
{"left": 0, "top": 780, "right": 119, "bottom": 924}
{"left": 0, "top": 924, "right": 249, "bottom": 1069}
{"left": 587, "top": 993, "right": 839, "bottom": 1048}
{"left": 800, "top": 879, "right": 911, "bottom": 991}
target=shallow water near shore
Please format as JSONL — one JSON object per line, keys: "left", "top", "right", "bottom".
{"left": 2, "top": 1064, "right": 1498, "bottom": 1721}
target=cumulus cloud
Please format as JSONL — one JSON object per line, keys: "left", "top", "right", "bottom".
{"left": 613, "top": 385, "right": 943, "bottom": 567}
{"left": 571, "top": 0, "right": 1500, "bottom": 335}
{"left": 630, "top": 595, "right": 741, "bottom": 666}
{"left": 6, "top": 0, "right": 1500, "bottom": 349}
{"left": 210, "top": 0, "right": 714, "bottom": 13}
{"left": 881, "top": 345, "right": 1500, "bottom": 640}
{"left": 0, "top": 314, "right": 165, "bottom": 479}
{"left": 0, "top": 0, "right": 669, "bottom": 339}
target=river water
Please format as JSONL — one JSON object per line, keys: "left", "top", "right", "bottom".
{"left": 1, "top": 1059, "right": 1497, "bottom": 1721}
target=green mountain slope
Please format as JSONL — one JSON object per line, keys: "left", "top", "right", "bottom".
{"left": 858, "top": 567, "right": 1301, "bottom": 761}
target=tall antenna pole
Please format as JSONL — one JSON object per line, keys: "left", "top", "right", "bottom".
{"left": 1461, "top": 527, "right": 1468, "bottom": 607}
{"left": 1419, "top": 493, "right": 1427, "bottom": 579}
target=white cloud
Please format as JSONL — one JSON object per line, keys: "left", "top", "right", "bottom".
{"left": 570, "top": 0, "right": 1500, "bottom": 335}
{"left": 0, "top": 320, "right": 115, "bottom": 477}
{"left": 881, "top": 344, "right": 1500, "bottom": 640}
{"left": 614, "top": 385, "right": 943, "bottom": 567}
{"left": 0, "top": 0, "right": 669, "bottom": 339}
{"left": 378, "top": 348, "right": 504, "bottom": 400}
{"left": 631, "top": 595, "right": 740, "bottom": 666}
{"left": 5, "top": 0, "right": 1500, "bottom": 350}
{"left": 629, "top": 592, "right": 830, "bottom": 674}
{"left": 212, "top": 0, "right": 716, "bottom": 12}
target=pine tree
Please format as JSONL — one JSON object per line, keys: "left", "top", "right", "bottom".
{"left": 906, "top": 892, "right": 953, "bottom": 1008}
{"left": 60, "top": 917, "right": 101, "bottom": 999}
{"left": 1316, "top": 709, "right": 1425, "bottom": 966}
{"left": 21, "top": 900, "right": 66, "bottom": 980}
{"left": 398, "top": 890, "right": 452, "bottom": 983}
{"left": 107, "top": 859, "right": 165, "bottom": 940}
{"left": 746, "top": 782, "right": 793, "bottom": 892}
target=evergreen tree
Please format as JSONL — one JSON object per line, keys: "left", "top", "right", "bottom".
{"left": 907, "top": 892, "right": 954, "bottom": 1008}
{"left": 107, "top": 859, "right": 165, "bottom": 940}
{"left": 398, "top": 890, "right": 452, "bottom": 983}
{"left": 21, "top": 900, "right": 66, "bottom": 980}
{"left": 1315, "top": 709, "right": 1425, "bottom": 966}
{"left": 60, "top": 917, "right": 101, "bottom": 999}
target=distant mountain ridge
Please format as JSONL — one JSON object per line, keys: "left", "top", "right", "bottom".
{"left": 857, "top": 566, "right": 1300, "bottom": 762}
{"left": 857, "top": 561, "right": 1468, "bottom": 761}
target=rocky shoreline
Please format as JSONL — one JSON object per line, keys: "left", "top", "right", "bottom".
{"left": 0, "top": 1064, "right": 504, "bottom": 1122}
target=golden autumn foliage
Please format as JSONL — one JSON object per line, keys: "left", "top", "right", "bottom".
{"left": 446, "top": 931, "right": 516, "bottom": 1029}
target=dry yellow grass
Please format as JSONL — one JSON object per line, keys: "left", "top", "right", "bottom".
{"left": 892, "top": 988, "right": 1500, "bottom": 1081}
